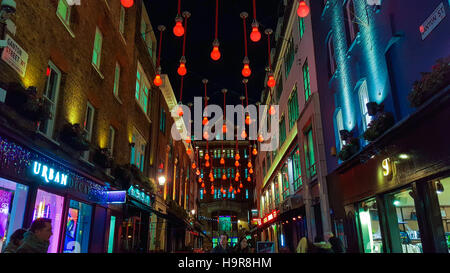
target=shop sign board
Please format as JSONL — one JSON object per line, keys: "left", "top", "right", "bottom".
{"left": 32, "top": 161, "right": 69, "bottom": 186}
{"left": 128, "top": 185, "right": 151, "bottom": 207}
{"left": 106, "top": 190, "right": 126, "bottom": 204}
{"left": 1, "top": 34, "right": 28, "bottom": 77}
{"left": 261, "top": 210, "right": 278, "bottom": 226}
{"left": 420, "top": 2, "right": 446, "bottom": 40}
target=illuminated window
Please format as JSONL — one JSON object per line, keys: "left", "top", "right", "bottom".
{"left": 304, "top": 128, "right": 316, "bottom": 178}
{"left": 279, "top": 116, "right": 286, "bottom": 147}
{"left": 288, "top": 85, "right": 299, "bottom": 130}
{"left": 292, "top": 147, "right": 302, "bottom": 191}
{"left": 82, "top": 102, "right": 95, "bottom": 161}
{"left": 92, "top": 27, "right": 103, "bottom": 69}
{"left": 130, "top": 127, "right": 146, "bottom": 172}
{"left": 119, "top": 6, "right": 126, "bottom": 36}
{"left": 107, "top": 126, "right": 115, "bottom": 156}
{"left": 335, "top": 109, "right": 345, "bottom": 150}
{"left": 200, "top": 189, "right": 203, "bottom": 200}
{"left": 281, "top": 164, "right": 290, "bottom": 199}
{"left": 57, "top": 0, "right": 71, "bottom": 26}
{"left": 159, "top": 108, "right": 166, "bottom": 133}
{"left": 135, "top": 62, "right": 150, "bottom": 114}
{"left": 358, "top": 81, "right": 371, "bottom": 132}
{"left": 343, "top": 0, "right": 360, "bottom": 47}
{"left": 113, "top": 62, "right": 121, "bottom": 98}
{"left": 39, "top": 61, "right": 61, "bottom": 139}
{"left": 298, "top": 17, "right": 305, "bottom": 40}
{"left": 246, "top": 189, "right": 249, "bottom": 199}
{"left": 284, "top": 34, "right": 295, "bottom": 77}
{"left": 303, "top": 59, "right": 311, "bottom": 102}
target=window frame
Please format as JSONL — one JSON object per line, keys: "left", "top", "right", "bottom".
{"left": 39, "top": 61, "right": 62, "bottom": 139}
{"left": 135, "top": 62, "right": 150, "bottom": 114}
{"left": 92, "top": 27, "right": 103, "bottom": 70}
{"left": 82, "top": 102, "right": 95, "bottom": 160}
{"left": 302, "top": 59, "right": 311, "bottom": 102}
{"left": 57, "top": 0, "right": 71, "bottom": 26}
{"left": 113, "top": 62, "right": 121, "bottom": 98}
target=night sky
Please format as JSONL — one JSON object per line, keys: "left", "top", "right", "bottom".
{"left": 144, "top": 0, "right": 282, "bottom": 107}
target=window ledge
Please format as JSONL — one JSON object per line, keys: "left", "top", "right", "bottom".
{"left": 114, "top": 94, "right": 123, "bottom": 105}
{"left": 37, "top": 130, "right": 61, "bottom": 147}
{"left": 79, "top": 157, "right": 96, "bottom": 168}
{"left": 56, "top": 13, "right": 75, "bottom": 39}
{"left": 92, "top": 63, "right": 105, "bottom": 80}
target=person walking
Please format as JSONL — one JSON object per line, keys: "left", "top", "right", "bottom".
{"left": 3, "top": 228, "right": 27, "bottom": 253}
{"left": 16, "top": 218, "right": 53, "bottom": 253}
{"left": 234, "top": 236, "right": 251, "bottom": 253}
{"left": 325, "top": 232, "right": 346, "bottom": 253}
{"left": 211, "top": 233, "right": 231, "bottom": 253}
{"left": 313, "top": 235, "right": 334, "bottom": 253}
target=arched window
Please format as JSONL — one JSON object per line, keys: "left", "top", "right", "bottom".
{"left": 358, "top": 81, "right": 371, "bottom": 131}
{"left": 343, "top": 0, "right": 359, "bottom": 46}
{"left": 335, "top": 109, "right": 344, "bottom": 149}
{"left": 327, "top": 33, "right": 337, "bottom": 77}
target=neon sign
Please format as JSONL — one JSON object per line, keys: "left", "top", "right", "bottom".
{"left": 260, "top": 210, "right": 278, "bottom": 226}
{"left": 32, "top": 161, "right": 68, "bottom": 186}
{"left": 128, "top": 185, "right": 151, "bottom": 207}
{"left": 382, "top": 158, "right": 391, "bottom": 176}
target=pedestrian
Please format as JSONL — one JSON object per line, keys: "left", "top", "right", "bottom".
{"left": 16, "top": 218, "right": 53, "bottom": 253}
{"left": 313, "top": 235, "right": 334, "bottom": 253}
{"left": 211, "top": 233, "right": 231, "bottom": 253}
{"left": 296, "top": 237, "right": 317, "bottom": 253}
{"left": 234, "top": 236, "right": 251, "bottom": 253}
{"left": 3, "top": 228, "right": 27, "bottom": 253}
{"left": 325, "top": 232, "right": 346, "bottom": 253}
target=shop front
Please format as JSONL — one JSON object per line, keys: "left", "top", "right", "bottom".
{"left": 0, "top": 133, "right": 124, "bottom": 253}
{"left": 327, "top": 89, "right": 450, "bottom": 253}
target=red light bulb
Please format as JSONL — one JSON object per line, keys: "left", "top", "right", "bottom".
{"left": 186, "top": 148, "right": 191, "bottom": 155}
{"left": 196, "top": 169, "right": 200, "bottom": 176}
{"left": 153, "top": 74, "right": 162, "bottom": 86}
{"left": 247, "top": 176, "right": 251, "bottom": 182}
{"left": 249, "top": 168, "right": 253, "bottom": 174}
{"left": 173, "top": 20, "right": 184, "bottom": 37}
{"left": 250, "top": 27, "right": 261, "bottom": 42}
{"left": 235, "top": 161, "right": 240, "bottom": 167}
{"left": 235, "top": 154, "right": 240, "bottom": 161}
{"left": 192, "top": 162, "right": 196, "bottom": 169}
{"left": 269, "top": 105, "right": 276, "bottom": 115}
{"left": 211, "top": 46, "right": 221, "bottom": 61}
{"left": 177, "top": 63, "right": 187, "bottom": 76}
{"left": 267, "top": 75, "right": 276, "bottom": 88}
{"left": 185, "top": 138, "right": 191, "bottom": 144}
{"left": 177, "top": 106, "right": 184, "bottom": 117}
{"left": 198, "top": 177, "right": 202, "bottom": 183}
{"left": 242, "top": 64, "right": 251, "bottom": 77}
{"left": 240, "top": 183, "right": 243, "bottom": 188}
{"left": 245, "top": 115, "right": 251, "bottom": 125}
{"left": 222, "top": 124, "right": 227, "bottom": 133}
{"left": 237, "top": 188, "right": 241, "bottom": 193}
{"left": 202, "top": 117, "right": 208, "bottom": 125}
{"left": 220, "top": 158, "right": 225, "bottom": 165}
{"left": 205, "top": 161, "right": 210, "bottom": 168}
{"left": 203, "top": 188, "right": 206, "bottom": 194}
{"left": 241, "top": 130, "right": 247, "bottom": 139}
{"left": 297, "top": 1, "right": 310, "bottom": 18}
{"left": 252, "top": 148, "right": 258, "bottom": 156}
{"left": 247, "top": 161, "right": 252, "bottom": 168}
{"left": 235, "top": 177, "right": 239, "bottom": 182}
{"left": 205, "top": 153, "right": 210, "bottom": 160}
{"left": 121, "top": 0, "right": 134, "bottom": 8}
{"left": 222, "top": 174, "right": 226, "bottom": 180}
{"left": 258, "top": 134, "right": 264, "bottom": 142}
{"left": 201, "top": 182, "right": 205, "bottom": 187}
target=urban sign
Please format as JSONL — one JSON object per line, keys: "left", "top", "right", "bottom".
{"left": 128, "top": 185, "right": 151, "bottom": 207}
{"left": 420, "top": 2, "right": 446, "bottom": 40}
{"left": 382, "top": 158, "right": 391, "bottom": 176}
{"left": 32, "top": 161, "right": 69, "bottom": 186}
{"left": 1, "top": 34, "right": 29, "bottom": 77}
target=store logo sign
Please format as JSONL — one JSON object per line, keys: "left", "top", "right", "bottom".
{"left": 382, "top": 158, "right": 391, "bottom": 176}
{"left": 32, "top": 161, "right": 68, "bottom": 186}
{"left": 128, "top": 185, "right": 151, "bottom": 207}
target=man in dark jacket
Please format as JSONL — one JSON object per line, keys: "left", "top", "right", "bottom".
{"left": 16, "top": 218, "right": 53, "bottom": 253}
{"left": 325, "top": 232, "right": 346, "bottom": 253}
{"left": 211, "top": 233, "right": 231, "bottom": 253}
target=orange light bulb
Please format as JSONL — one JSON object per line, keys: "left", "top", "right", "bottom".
{"left": 153, "top": 74, "right": 163, "bottom": 86}
{"left": 258, "top": 134, "right": 264, "bottom": 142}
{"left": 173, "top": 20, "right": 185, "bottom": 37}
{"left": 203, "top": 188, "right": 206, "bottom": 194}
{"left": 203, "top": 131, "right": 209, "bottom": 139}
{"left": 235, "top": 154, "right": 240, "bottom": 161}
{"left": 267, "top": 75, "right": 276, "bottom": 88}
{"left": 205, "top": 161, "right": 210, "bottom": 167}
{"left": 237, "top": 188, "right": 241, "bottom": 193}
{"left": 192, "top": 162, "right": 196, "bottom": 169}
{"left": 198, "top": 177, "right": 202, "bottom": 183}
{"left": 245, "top": 115, "right": 251, "bottom": 125}
{"left": 186, "top": 148, "right": 192, "bottom": 155}
{"left": 222, "top": 174, "right": 227, "bottom": 180}
{"left": 202, "top": 116, "right": 209, "bottom": 125}
{"left": 242, "top": 64, "right": 251, "bottom": 77}
{"left": 210, "top": 46, "right": 221, "bottom": 61}
{"left": 235, "top": 161, "right": 240, "bottom": 167}
{"left": 201, "top": 182, "right": 205, "bottom": 187}
{"left": 235, "top": 177, "right": 239, "bottom": 182}
{"left": 121, "top": 0, "right": 134, "bottom": 8}
{"left": 222, "top": 124, "right": 227, "bottom": 133}
{"left": 205, "top": 154, "right": 210, "bottom": 160}
{"left": 177, "top": 63, "right": 187, "bottom": 76}
{"left": 297, "top": 1, "right": 310, "bottom": 18}
{"left": 250, "top": 27, "right": 261, "bottom": 42}
{"left": 240, "top": 183, "right": 243, "bottom": 188}
{"left": 247, "top": 176, "right": 251, "bottom": 182}
{"left": 252, "top": 148, "right": 258, "bottom": 155}
{"left": 241, "top": 130, "right": 247, "bottom": 139}
{"left": 220, "top": 157, "right": 225, "bottom": 165}
{"left": 249, "top": 168, "right": 253, "bottom": 174}
{"left": 196, "top": 169, "right": 200, "bottom": 176}
{"left": 247, "top": 161, "right": 252, "bottom": 168}
{"left": 177, "top": 106, "right": 184, "bottom": 117}
{"left": 269, "top": 105, "right": 276, "bottom": 115}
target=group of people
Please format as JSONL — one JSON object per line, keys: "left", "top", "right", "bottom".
{"left": 210, "top": 233, "right": 255, "bottom": 253}
{"left": 2, "top": 218, "right": 53, "bottom": 253}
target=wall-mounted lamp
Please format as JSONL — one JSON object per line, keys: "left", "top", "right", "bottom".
{"left": 436, "top": 181, "right": 444, "bottom": 194}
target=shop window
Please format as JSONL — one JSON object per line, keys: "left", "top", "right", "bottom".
{"left": 304, "top": 128, "right": 316, "bottom": 178}
{"left": 0, "top": 179, "right": 28, "bottom": 253}
{"left": 281, "top": 164, "right": 290, "bottom": 199}
{"left": 387, "top": 188, "right": 423, "bottom": 253}
{"left": 63, "top": 200, "right": 92, "bottom": 253}
{"left": 39, "top": 61, "right": 62, "bottom": 139}
{"left": 358, "top": 198, "right": 383, "bottom": 253}
{"left": 435, "top": 178, "right": 450, "bottom": 253}
{"left": 32, "top": 189, "right": 64, "bottom": 253}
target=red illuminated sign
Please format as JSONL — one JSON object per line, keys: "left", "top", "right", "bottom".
{"left": 260, "top": 210, "right": 279, "bottom": 226}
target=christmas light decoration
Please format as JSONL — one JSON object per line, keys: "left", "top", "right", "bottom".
{"left": 154, "top": 25, "right": 166, "bottom": 87}
{"left": 297, "top": 1, "right": 310, "bottom": 18}
{"left": 240, "top": 12, "right": 251, "bottom": 77}
{"left": 210, "top": 0, "right": 221, "bottom": 61}
{"left": 173, "top": 0, "right": 184, "bottom": 36}
{"left": 250, "top": 0, "right": 261, "bottom": 42}
{"left": 121, "top": 0, "right": 134, "bottom": 8}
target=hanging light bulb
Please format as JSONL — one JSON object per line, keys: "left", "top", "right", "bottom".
{"left": 249, "top": 168, "right": 253, "bottom": 174}
{"left": 236, "top": 172, "right": 240, "bottom": 177}
{"left": 192, "top": 162, "right": 196, "bottom": 169}
{"left": 258, "top": 134, "right": 264, "bottom": 142}
{"left": 177, "top": 58, "right": 187, "bottom": 76}
{"left": 173, "top": 16, "right": 185, "bottom": 37}
{"left": 235, "top": 153, "right": 240, "bottom": 161}
{"left": 237, "top": 188, "right": 241, "bottom": 193}
{"left": 250, "top": 21, "right": 261, "bottom": 42}
{"left": 220, "top": 157, "right": 225, "bottom": 165}
{"left": 222, "top": 174, "right": 227, "bottom": 180}
{"left": 235, "top": 177, "right": 239, "bottom": 182}
{"left": 210, "top": 176, "right": 214, "bottom": 182}
{"left": 235, "top": 161, "right": 240, "bottom": 167}
{"left": 247, "top": 176, "right": 251, "bottom": 182}
{"left": 202, "top": 116, "right": 209, "bottom": 125}
{"left": 203, "top": 188, "right": 206, "bottom": 194}
{"left": 222, "top": 124, "right": 227, "bottom": 134}
{"left": 240, "top": 183, "right": 243, "bottom": 188}
{"left": 211, "top": 189, "right": 215, "bottom": 195}
{"left": 185, "top": 138, "right": 191, "bottom": 144}
{"left": 177, "top": 105, "right": 184, "bottom": 117}
{"left": 269, "top": 105, "right": 276, "bottom": 115}
{"left": 247, "top": 161, "right": 252, "bottom": 168}
{"left": 121, "top": 0, "right": 134, "bottom": 8}
{"left": 241, "top": 130, "right": 247, "bottom": 139}
{"left": 196, "top": 169, "right": 200, "bottom": 176}
{"left": 153, "top": 73, "right": 163, "bottom": 87}
{"left": 242, "top": 57, "right": 252, "bottom": 77}
{"left": 198, "top": 177, "right": 202, "bottom": 183}
{"left": 252, "top": 147, "right": 258, "bottom": 155}
{"left": 203, "top": 131, "right": 209, "bottom": 139}
{"left": 245, "top": 114, "right": 251, "bottom": 125}
{"left": 205, "top": 153, "right": 210, "bottom": 161}
{"left": 267, "top": 74, "right": 276, "bottom": 88}
{"left": 297, "top": 1, "right": 310, "bottom": 18}
{"left": 205, "top": 161, "right": 210, "bottom": 168}
{"left": 210, "top": 40, "right": 221, "bottom": 61}
{"left": 201, "top": 182, "right": 205, "bottom": 187}
{"left": 234, "top": 189, "right": 236, "bottom": 195}
{"left": 186, "top": 147, "right": 192, "bottom": 155}
{"left": 229, "top": 186, "right": 233, "bottom": 192}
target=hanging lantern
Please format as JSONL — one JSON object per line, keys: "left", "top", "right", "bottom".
{"left": 192, "top": 162, "right": 196, "bottom": 169}
{"left": 297, "top": 1, "right": 310, "bottom": 18}
{"left": 186, "top": 147, "right": 192, "bottom": 155}
{"left": 235, "top": 177, "right": 239, "bottom": 182}
{"left": 222, "top": 124, "right": 227, "bottom": 134}
{"left": 242, "top": 63, "right": 251, "bottom": 78}
{"left": 247, "top": 176, "right": 251, "bottom": 182}
{"left": 257, "top": 134, "right": 264, "bottom": 142}
{"left": 121, "top": 0, "right": 134, "bottom": 8}
{"left": 241, "top": 130, "right": 247, "bottom": 139}
{"left": 210, "top": 40, "right": 221, "bottom": 61}
{"left": 205, "top": 161, "right": 210, "bottom": 168}
{"left": 249, "top": 168, "right": 253, "bottom": 174}
{"left": 202, "top": 116, "right": 209, "bottom": 125}
{"left": 247, "top": 161, "right": 252, "bottom": 168}
{"left": 267, "top": 74, "right": 276, "bottom": 88}
{"left": 239, "top": 183, "right": 243, "bottom": 188}
{"left": 252, "top": 147, "right": 258, "bottom": 156}
{"left": 222, "top": 174, "right": 227, "bottom": 180}
{"left": 198, "top": 177, "right": 202, "bottom": 183}
{"left": 220, "top": 157, "right": 225, "bottom": 165}
{"left": 235, "top": 161, "right": 240, "bottom": 167}
{"left": 203, "top": 188, "right": 206, "bottom": 194}
{"left": 153, "top": 73, "right": 163, "bottom": 87}
{"left": 235, "top": 153, "right": 240, "bottom": 161}
{"left": 173, "top": 16, "right": 184, "bottom": 37}
{"left": 204, "top": 153, "right": 210, "bottom": 160}
{"left": 201, "top": 182, "right": 205, "bottom": 187}
{"left": 250, "top": 21, "right": 261, "bottom": 42}
{"left": 245, "top": 114, "right": 251, "bottom": 125}
{"left": 196, "top": 169, "right": 200, "bottom": 176}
